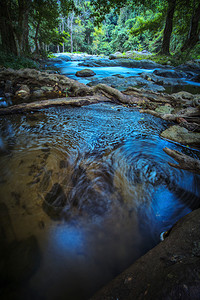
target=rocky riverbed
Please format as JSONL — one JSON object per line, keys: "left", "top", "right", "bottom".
{"left": 0, "top": 55, "right": 200, "bottom": 299}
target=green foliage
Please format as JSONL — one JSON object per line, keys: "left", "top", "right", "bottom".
{"left": 0, "top": 51, "right": 40, "bottom": 70}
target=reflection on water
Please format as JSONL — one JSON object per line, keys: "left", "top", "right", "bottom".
{"left": 0, "top": 103, "right": 200, "bottom": 299}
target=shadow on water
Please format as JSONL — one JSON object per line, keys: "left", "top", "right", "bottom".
{"left": 0, "top": 103, "right": 200, "bottom": 299}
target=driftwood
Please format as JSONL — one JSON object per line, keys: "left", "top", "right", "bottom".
{"left": 163, "top": 147, "right": 200, "bottom": 174}
{"left": 0, "top": 95, "right": 109, "bottom": 115}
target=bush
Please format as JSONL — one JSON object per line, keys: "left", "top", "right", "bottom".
{"left": 0, "top": 51, "right": 40, "bottom": 70}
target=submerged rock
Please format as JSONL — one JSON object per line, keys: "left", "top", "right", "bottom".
{"left": 43, "top": 183, "right": 67, "bottom": 219}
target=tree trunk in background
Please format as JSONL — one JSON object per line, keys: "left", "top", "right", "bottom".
{"left": 69, "top": 12, "right": 75, "bottom": 53}
{"left": 61, "top": 18, "right": 65, "bottom": 53}
{"left": 0, "top": 0, "right": 17, "bottom": 55}
{"left": 160, "top": 0, "right": 177, "bottom": 55}
{"left": 0, "top": 0, "right": 31, "bottom": 56}
{"left": 181, "top": 2, "right": 200, "bottom": 52}
{"left": 34, "top": 17, "right": 41, "bottom": 54}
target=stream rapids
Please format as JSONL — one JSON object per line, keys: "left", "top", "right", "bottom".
{"left": 0, "top": 63, "right": 200, "bottom": 300}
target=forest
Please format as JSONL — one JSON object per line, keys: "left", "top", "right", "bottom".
{"left": 0, "top": 0, "right": 200, "bottom": 62}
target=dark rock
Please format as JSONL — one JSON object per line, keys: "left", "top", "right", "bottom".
{"left": 140, "top": 72, "right": 183, "bottom": 86}
{"left": 191, "top": 74, "right": 200, "bottom": 83}
{"left": 90, "top": 208, "right": 200, "bottom": 300}
{"left": 5, "top": 80, "right": 13, "bottom": 93}
{"left": 153, "top": 69, "right": 186, "bottom": 78}
{"left": 15, "top": 85, "right": 30, "bottom": 100}
{"left": 76, "top": 69, "right": 96, "bottom": 77}
{"left": 79, "top": 58, "right": 163, "bottom": 69}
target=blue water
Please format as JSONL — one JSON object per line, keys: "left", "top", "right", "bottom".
{"left": 53, "top": 60, "right": 155, "bottom": 85}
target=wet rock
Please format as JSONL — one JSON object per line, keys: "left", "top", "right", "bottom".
{"left": 90, "top": 208, "right": 200, "bottom": 300}
{"left": 153, "top": 69, "right": 186, "bottom": 78}
{"left": 161, "top": 125, "right": 200, "bottom": 145}
{"left": 76, "top": 69, "right": 96, "bottom": 77}
{"left": 5, "top": 80, "right": 13, "bottom": 93}
{"left": 15, "top": 85, "right": 30, "bottom": 100}
{"left": 141, "top": 72, "right": 183, "bottom": 86}
{"left": 32, "top": 89, "right": 44, "bottom": 98}
{"left": 171, "top": 91, "right": 194, "bottom": 100}
{"left": 140, "top": 83, "right": 165, "bottom": 93}
{"left": 191, "top": 74, "right": 200, "bottom": 83}
{"left": 155, "top": 105, "right": 174, "bottom": 114}
{"left": 79, "top": 58, "right": 163, "bottom": 69}
{"left": 177, "top": 61, "right": 200, "bottom": 72}
{"left": 43, "top": 183, "right": 67, "bottom": 219}
{"left": 88, "top": 76, "right": 137, "bottom": 89}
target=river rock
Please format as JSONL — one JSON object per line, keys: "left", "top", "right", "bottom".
{"left": 155, "top": 105, "right": 174, "bottom": 114}
{"left": 171, "top": 91, "right": 194, "bottom": 100}
{"left": 140, "top": 82, "right": 165, "bottom": 93}
{"left": 91, "top": 208, "right": 200, "bottom": 300}
{"left": 15, "top": 84, "right": 30, "bottom": 100}
{"left": 76, "top": 69, "right": 96, "bottom": 77}
{"left": 153, "top": 69, "right": 186, "bottom": 78}
{"left": 79, "top": 58, "right": 163, "bottom": 69}
{"left": 191, "top": 74, "right": 200, "bottom": 83}
{"left": 141, "top": 72, "right": 183, "bottom": 86}
{"left": 160, "top": 125, "right": 200, "bottom": 145}
{"left": 32, "top": 89, "right": 45, "bottom": 98}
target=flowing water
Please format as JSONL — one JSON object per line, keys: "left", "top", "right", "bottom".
{"left": 0, "top": 59, "right": 200, "bottom": 300}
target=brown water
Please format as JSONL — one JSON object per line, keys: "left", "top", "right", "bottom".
{"left": 0, "top": 103, "right": 200, "bottom": 300}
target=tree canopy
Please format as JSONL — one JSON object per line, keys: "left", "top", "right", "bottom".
{"left": 0, "top": 0, "right": 199, "bottom": 58}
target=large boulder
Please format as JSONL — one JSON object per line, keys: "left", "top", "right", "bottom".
{"left": 91, "top": 208, "right": 200, "bottom": 300}
{"left": 76, "top": 69, "right": 96, "bottom": 77}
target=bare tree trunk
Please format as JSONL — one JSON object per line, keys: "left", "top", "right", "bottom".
{"left": 160, "top": 0, "right": 177, "bottom": 55}
{"left": 70, "top": 12, "right": 75, "bottom": 53}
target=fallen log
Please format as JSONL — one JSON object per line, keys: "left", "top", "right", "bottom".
{"left": 93, "top": 84, "right": 142, "bottom": 104}
{"left": 163, "top": 147, "right": 200, "bottom": 174}
{"left": 0, "top": 95, "right": 109, "bottom": 115}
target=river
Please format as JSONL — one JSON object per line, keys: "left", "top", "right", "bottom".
{"left": 0, "top": 56, "right": 200, "bottom": 300}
